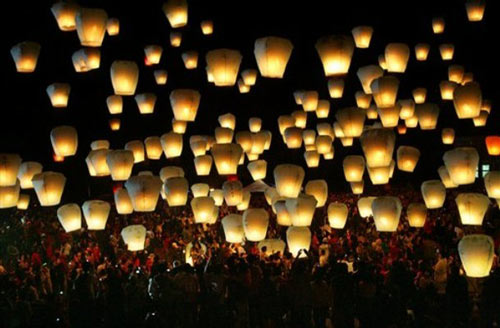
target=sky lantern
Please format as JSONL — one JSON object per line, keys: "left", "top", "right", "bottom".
{"left": 304, "top": 151, "right": 320, "bottom": 168}
{"left": 367, "top": 165, "right": 391, "bottom": 185}
{"left": 456, "top": 193, "right": 490, "bottom": 225}
{"left": 210, "top": 189, "right": 224, "bottom": 206}
{"left": 284, "top": 127, "right": 303, "bottom": 149}
{"left": 31, "top": 172, "right": 65, "bottom": 206}
{"left": 222, "top": 180, "right": 243, "bottom": 206}
{"left": 459, "top": 234, "right": 494, "bottom": 278}
{"left": 170, "top": 31, "right": 182, "bottom": 47}
{"left": 247, "top": 160, "right": 267, "bottom": 181}
{"left": 416, "top": 103, "right": 440, "bottom": 130}
{"left": 357, "top": 65, "right": 384, "bottom": 94}
{"left": 238, "top": 80, "right": 250, "bottom": 93}
{"left": 371, "top": 196, "right": 402, "bottom": 232}
{"left": 215, "top": 127, "right": 234, "bottom": 144}
{"left": 465, "top": 0, "right": 486, "bottom": 22}
{"left": 241, "top": 69, "right": 258, "bottom": 86}
{"left": 384, "top": 43, "right": 410, "bottom": 73}
{"left": 438, "top": 165, "right": 458, "bottom": 189}
{"left": 222, "top": 214, "right": 244, "bottom": 243}
{"left": 412, "top": 88, "right": 427, "bottom": 104}
{"left": 302, "top": 91, "right": 319, "bottom": 112}
{"left": 162, "top": 0, "right": 188, "bottom": 28}
{"left": 82, "top": 200, "right": 110, "bottom": 230}
{"left": 484, "top": 171, "right": 500, "bottom": 199}
{"left": 163, "top": 177, "right": 188, "bottom": 206}
{"left": 218, "top": 113, "right": 236, "bottom": 130}
{"left": 350, "top": 180, "right": 364, "bottom": 194}
{"left": 72, "top": 48, "right": 101, "bottom": 72}
{"left": 254, "top": 36, "right": 293, "bottom": 78}
{"left": 57, "top": 204, "right": 82, "bottom": 232}
{"left": 110, "top": 60, "right": 139, "bottom": 95}
{"left": 449, "top": 65, "right": 465, "bottom": 84}
{"left": 17, "top": 161, "right": 42, "bottom": 189}
{"left": 274, "top": 164, "right": 304, "bottom": 198}
{"left": 397, "top": 124, "right": 407, "bottom": 135}
{"left": 193, "top": 155, "right": 212, "bottom": 176}
{"left": 303, "top": 130, "right": 316, "bottom": 146}
{"left": 51, "top": 2, "right": 79, "bottom": 31}
{"left": 360, "top": 128, "right": 396, "bottom": 168}
{"left": 235, "top": 131, "right": 254, "bottom": 153}
{"left": 335, "top": 107, "right": 366, "bottom": 137}
{"left": 191, "top": 183, "right": 210, "bottom": 198}
{"left": 50, "top": 126, "right": 78, "bottom": 157}
{"left": 46, "top": 83, "right": 70, "bottom": 108}
{"left": 397, "top": 146, "right": 420, "bottom": 172}
{"left": 206, "top": 49, "right": 242, "bottom": 86}
{"left": 405, "top": 115, "right": 418, "bottom": 128}
{"left": 355, "top": 91, "right": 372, "bottom": 109}
{"left": 439, "top": 44, "right": 455, "bottom": 60}
{"left": 172, "top": 119, "right": 187, "bottom": 134}
{"left": 432, "top": 17, "right": 445, "bottom": 33}
{"left": 371, "top": 76, "right": 399, "bottom": 108}
{"left": 315, "top": 136, "right": 332, "bottom": 154}
{"left": 106, "top": 150, "right": 134, "bottom": 181}
{"left": 86, "top": 149, "right": 110, "bottom": 176}
{"left": 125, "top": 140, "right": 145, "bottom": 163}
{"left": 406, "top": 203, "right": 427, "bottom": 228}
{"left": 200, "top": 20, "right": 214, "bottom": 35}
{"left": 0, "top": 154, "right": 22, "bottom": 187}
{"left": 249, "top": 117, "right": 262, "bottom": 132}
{"left": 75, "top": 8, "right": 108, "bottom": 47}
{"left": 0, "top": 181, "right": 20, "bottom": 209}
{"left": 243, "top": 208, "right": 269, "bottom": 242}
{"left": 366, "top": 106, "right": 378, "bottom": 119}
{"left": 328, "top": 202, "right": 348, "bottom": 229}
{"left": 286, "top": 194, "right": 317, "bottom": 226}
{"left": 441, "top": 128, "right": 455, "bottom": 145}
{"left": 160, "top": 132, "right": 183, "bottom": 159}
{"left": 114, "top": 188, "right": 133, "bottom": 214}
{"left": 440, "top": 81, "right": 458, "bottom": 101}
{"left": 421, "top": 180, "right": 446, "bottom": 209}
{"left": 327, "top": 78, "right": 344, "bottom": 98}
{"left": 258, "top": 239, "right": 286, "bottom": 256}
{"left": 106, "top": 95, "right": 122, "bottom": 114}
{"left": 292, "top": 110, "right": 307, "bottom": 128}
{"left": 144, "top": 45, "right": 163, "bottom": 65}
{"left": 351, "top": 26, "right": 373, "bottom": 48}
{"left": 121, "top": 225, "right": 146, "bottom": 251}
{"left": 414, "top": 43, "right": 430, "bottom": 61}
{"left": 453, "top": 82, "right": 482, "bottom": 119}
{"left": 481, "top": 99, "right": 491, "bottom": 113}
{"left": 316, "top": 123, "right": 334, "bottom": 138}
{"left": 287, "top": 226, "right": 311, "bottom": 258}
{"left": 397, "top": 99, "right": 415, "bottom": 119}
{"left": 154, "top": 70, "right": 168, "bottom": 85}
{"left": 315, "top": 35, "right": 355, "bottom": 76}
{"left": 211, "top": 143, "right": 242, "bottom": 175}
{"left": 273, "top": 199, "right": 291, "bottom": 226}
{"left": 191, "top": 197, "right": 216, "bottom": 223}
{"left": 472, "top": 111, "right": 488, "bottom": 127}
{"left": 109, "top": 118, "right": 121, "bottom": 131}
{"left": 144, "top": 137, "right": 163, "bottom": 160}
{"left": 343, "top": 155, "right": 365, "bottom": 182}
{"left": 11, "top": 41, "right": 41, "bottom": 73}
{"left": 378, "top": 105, "right": 401, "bottom": 128}
{"left": 236, "top": 190, "right": 251, "bottom": 211}
{"left": 170, "top": 89, "right": 200, "bottom": 121}
{"left": 159, "top": 166, "right": 184, "bottom": 182}
{"left": 443, "top": 147, "right": 479, "bottom": 185}
{"left": 305, "top": 179, "right": 328, "bottom": 207}
{"left": 125, "top": 175, "right": 162, "bottom": 212}
{"left": 485, "top": 136, "right": 500, "bottom": 156}
{"left": 106, "top": 17, "right": 119, "bottom": 35}
{"left": 358, "top": 197, "right": 375, "bottom": 218}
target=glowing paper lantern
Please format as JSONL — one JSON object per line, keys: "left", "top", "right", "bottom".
{"left": 406, "top": 203, "right": 427, "bottom": 228}
{"left": 416, "top": 103, "right": 440, "bottom": 130}
{"left": 371, "top": 76, "right": 399, "bottom": 108}
{"left": 473, "top": 111, "right": 488, "bottom": 127}
{"left": 315, "top": 35, "right": 355, "bottom": 76}
{"left": 304, "top": 151, "right": 320, "bottom": 168}
{"left": 343, "top": 156, "right": 365, "bottom": 182}
{"left": 438, "top": 166, "right": 458, "bottom": 189}
{"left": 385, "top": 43, "right": 410, "bottom": 73}
{"left": 160, "top": 132, "right": 183, "bottom": 159}
{"left": 440, "top": 81, "right": 458, "bottom": 101}
{"left": 465, "top": 0, "right": 486, "bottom": 22}
{"left": 367, "top": 165, "right": 391, "bottom": 185}
{"left": 109, "top": 118, "right": 121, "bottom": 131}
{"left": 222, "top": 214, "right": 244, "bottom": 243}
{"left": 287, "top": 226, "right": 311, "bottom": 258}
{"left": 72, "top": 48, "right": 100, "bottom": 72}
{"left": 301, "top": 91, "right": 319, "bottom": 112}
{"left": 351, "top": 26, "right": 373, "bottom": 48}
{"left": 170, "top": 31, "right": 182, "bottom": 47}
{"left": 162, "top": 0, "right": 188, "bottom": 28}
{"left": 106, "top": 95, "right": 123, "bottom": 114}
{"left": 191, "top": 183, "right": 209, "bottom": 198}
{"left": 191, "top": 196, "right": 216, "bottom": 223}
{"left": 15, "top": 194, "right": 29, "bottom": 210}
{"left": 284, "top": 128, "right": 303, "bottom": 149}
{"left": 17, "top": 161, "right": 42, "bottom": 189}
{"left": 453, "top": 82, "right": 482, "bottom": 119}
{"left": 121, "top": 225, "right": 146, "bottom": 251}
{"left": 106, "top": 18, "right": 119, "bottom": 35}
{"left": 377, "top": 105, "right": 400, "bottom": 128}
{"left": 258, "top": 239, "right": 286, "bottom": 256}
{"left": 31, "top": 171, "right": 66, "bottom": 206}
{"left": 315, "top": 136, "right": 332, "bottom": 155}
{"left": 159, "top": 166, "right": 184, "bottom": 182}
{"left": 442, "top": 128, "right": 455, "bottom": 145}
{"left": 210, "top": 189, "right": 224, "bottom": 206}
{"left": 371, "top": 196, "right": 402, "bottom": 232}
{"left": 357, "top": 65, "right": 384, "bottom": 94}
{"left": 351, "top": 181, "right": 364, "bottom": 194}
{"left": 172, "top": 119, "right": 187, "bottom": 134}
{"left": 181, "top": 51, "right": 198, "bottom": 69}
{"left": 11, "top": 41, "right": 41, "bottom": 73}
{"left": 335, "top": 107, "right": 366, "bottom": 137}
{"left": 243, "top": 209, "right": 269, "bottom": 241}
{"left": 273, "top": 199, "right": 291, "bottom": 226}
{"left": 247, "top": 160, "right": 267, "bottom": 181}
{"left": 274, "top": 164, "right": 304, "bottom": 198}
{"left": 360, "top": 128, "right": 396, "bottom": 168}
{"left": 0, "top": 154, "right": 22, "bottom": 187}
{"left": 194, "top": 155, "right": 212, "bottom": 176}
{"left": 75, "top": 8, "right": 107, "bottom": 47}
{"left": 421, "top": 180, "right": 446, "bottom": 209}
{"left": 305, "top": 180, "right": 328, "bottom": 207}
{"left": 106, "top": 150, "right": 134, "bottom": 181}
{"left": 432, "top": 17, "right": 445, "bottom": 33}
{"left": 57, "top": 204, "right": 82, "bottom": 232}
{"left": 82, "top": 200, "right": 110, "bottom": 230}
{"left": 254, "top": 36, "right": 293, "bottom": 78}
{"left": 215, "top": 127, "right": 234, "bottom": 144}
{"left": 439, "top": 43, "right": 455, "bottom": 60}
{"left": 292, "top": 110, "right": 307, "bottom": 128}
{"left": 51, "top": 2, "right": 79, "bottom": 31}
{"left": 237, "top": 190, "right": 251, "bottom": 211}
{"left": 355, "top": 92, "right": 372, "bottom": 109}
{"left": 110, "top": 61, "right": 139, "bottom": 95}
{"left": 316, "top": 100, "right": 330, "bottom": 118}
{"left": 484, "top": 171, "right": 500, "bottom": 199}
{"left": 50, "top": 126, "right": 78, "bottom": 157}
{"left": 211, "top": 143, "right": 242, "bottom": 175}
{"left": 125, "top": 175, "right": 162, "bottom": 212}
{"left": 163, "top": 177, "right": 188, "bottom": 206}
{"left": 114, "top": 188, "right": 133, "bottom": 214}
{"left": 485, "top": 136, "right": 500, "bottom": 156}
{"left": 286, "top": 195, "right": 317, "bottom": 227}
{"left": 46, "top": 83, "right": 70, "bottom": 108}
{"left": 143, "top": 137, "right": 162, "bottom": 160}
{"left": 125, "top": 140, "right": 145, "bottom": 163}
{"left": 200, "top": 20, "right": 214, "bottom": 35}
{"left": 144, "top": 45, "right": 163, "bottom": 65}
{"left": 415, "top": 43, "right": 430, "bottom": 61}
{"left": 223, "top": 180, "right": 243, "bottom": 206}
{"left": 0, "top": 182, "right": 20, "bottom": 209}
{"left": 456, "top": 193, "right": 490, "bottom": 225}
{"left": 357, "top": 197, "right": 374, "bottom": 218}
{"left": 328, "top": 202, "right": 348, "bottom": 229}
{"left": 154, "top": 70, "right": 168, "bottom": 85}
{"left": 170, "top": 89, "right": 201, "bottom": 122}
{"left": 443, "top": 147, "right": 479, "bottom": 185}
{"left": 86, "top": 149, "right": 110, "bottom": 176}
{"left": 459, "top": 234, "right": 494, "bottom": 278}
{"left": 396, "top": 146, "right": 420, "bottom": 172}
{"left": 206, "top": 49, "right": 242, "bottom": 86}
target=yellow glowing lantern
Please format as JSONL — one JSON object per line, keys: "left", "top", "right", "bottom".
{"left": 315, "top": 135, "right": 332, "bottom": 155}
{"left": 106, "top": 17, "right": 119, "bottom": 35}
{"left": 286, "top": 195, "right": 317, "bottom": 227}
{"left": 106, "top": 150, "right": 134, "bottom": 181}
{"left": 405, "top": 115, "right": 418, "bottom": 128}
{"left": 181, "top": 51, "right": 198, "bottom": 69}
{"left": 236, "top": 190, "right": 251, "bottom": 211}
{"left": 316, "top": 123, "right": 333, "bottom": 138}
{"left": 371, "top": 196, "right": 402, "bottom": 232}
{"left": 484, "top": 171, "right": 500, "bottom": 199}
{"left": 358, "top": 197, "right": 376, "bottom": 217}
{"left": 438, "top": 165, "right": 458, "bottom": 189}
{"left": 144, "top": 45, "right": 163, "bottom": 65}
{"left": 0, "top": 181, "right": 20, "bottom": 209}
{"left": 258, "top": 239, "right": 286, "bottom": 256}
{"left": 456, "top": 193, "right": 490, "bottom": 226}
{"left": 377, "top": 105, "right": 400, "bottom": 128}
{"left": 407, "top": 203, "right": 427, "bottom": 228}
{"left": 305, "top": 179, "right": 328, "bottom": 207}
{"left": 367, "top": 165, "right": 391, "bottom": 185}
{"left": 415, "top": 43, "right": 430, "bottom": 61}
{"left": 440, "top": 81, "right": 458, "bottom": 101}
{"left": 351, "top": 181, "right": 364, "bottom": 194}
{"left": 125, "top": 175, "right": 162, "bottom": 212}
{"left": 50, "top": 126, "right": 78, "bottom": 157}
{"left": 271, "top": 199, "right": 290, "bottom": 226}
{"left": 75, "top": 8, "right": 107, "bottom": 47}
{"left": 301, "top": 91, "right": 318, "bottom": 112}
{"left": 171, "top": 119, "right": 187, "bottom": 134}
{"left": 163, "top": 177, "right": 188, "bottom": 206}
{"left": 304, "top": 151, "right": 320, "bottom": 168}
{"left": 441, "top": 128, "right": 455, "bottom": 145}
{"left": 222, "top": 214, "right": 244, "bottom": 243}
{"left": 170, "top": 31, "right": 182, "bottom": 47}
{"left": 190, "top": 138, "right": 207, "bottom": 157}
{"left": 284, "top": 127, "right": 303, "bottom": 149}
{"left": 465, "top": 0, "right": 486, "bottom": 22}
{"left": 218, "top": 113, "right": 236, "bottom": 130}
{"left": 385, "top": 43, "right": 410, "bottom": 73}
{"left": 160, "top": 132, "right": 183, "bottom": 159}
{"left": 144, "top": 137, "right": 162, "bottom": 160}
{"left": 274, "top": 164, "right": 304, "bottom": 198}
{"left": 360, "top": 128, "right": 395, "bottom": 168}
{"left": 287, "top": 226, "right": 311, "bottom": 258}
{"left": 254, "top": 36, "right": 293, "bottom": 78}
{"left": 11, "top": 41, "right": 41, "bottom": 73}
{"left": 206, "top": 49, "right": 242, "bottom": 86}
{"left": 211, "top": 143, "right": 242, "bottom": 175}
{"left": 366, "top": 105, "right": 378, "bottom": 119}
{"left": 247, "top": 160, "right": 267, "bottom": 181}
{"left": 248, "top": 117, "right": 262, "bottom": 133}
{"left": 113, "top": 188, "right": 133, "bottom": 214}
{"left": 90, "top": 140, "right": 109, "bottom": 150}
{"left": 412, "top": 88, "right": 427, "bottom": 104}
{"left": 170, "top": 89, "right": 201, "bottom": 121}
{"left": 110, "top": 60, "right": 139, "bottom": 95}
{"left": 416, "top": 103, "right": 440, "bottom": 130}
{"left": 215, "top": 127, "right": 234, "bottom": 144}
{"left": 191, "top": 183, "right": 210, "bottom": 198}
{"left": 315, "top": 35, "right": 355, "bottom": 76}
{"left": 109, "top": 118, "right": 121, "bottom": 131}
{"left": 243, "top": 209, "right": 269, "bottom": 241}
{"left": 302, "top": 130, "right": 316, "bottom": 146}
{"left": 396, "top": 146, "right": 420, "bottom": 172}
{"left": 162, "top": 0, "right": 188, "bottom": 28}
{"left": 473, "top": 111, "right": 488, "bottom": 127}
{"left": 351, "top": 26, "right": 373, "bottom": 48}
{"left": 51, "top": 2, "right": 79, "bottom": 31}
{"left": 485, "top": 136, "right": 500, "bottom": 156}
{"left": 459, "top": 234, "right": 494, "bottom": 278}
{"left": 222, "top": 180, "right": 243, "bottom": 206}
{"left": 86, "top": 149, "right": 110, "bottom": 176}
{"left": 191, "top": 197, "right": 216, "bottom": 223}
{"left": 343, "top": 156, "right": 365, "bottom": 182}
{"left": 241, "top": 69, "right": 257, "bottom": 86}
{"left": 357, "top": 65, "right": 384, "bottom": 94}
{"left": 121, "top": 225, "right": 146, "bottom": 251}
{"left": 210, "top": 189, "right": 224, "bottom": 206}
{"left": 432, "top": 17, "right": 445, "bottom": 34}
{"left": 0, "top": 154, "right": 22, "bottom": 187}
{"left": 199, "top": 20, "right": 214, "bottom": 35}
{"left": 328, "top": 202, "right": 348, "bottom": 229}
{"left": 336, "top": 107, "right": 366, "bottom": 137}
{"left": 449, "top": 65, "right": 465, "bottom": 84}
{"left": 159, "top": 166, "right": 184, "bottom": 182}
{"left": 125, "top": 140, "right": 145, "bottom": 163}
{"left": 106, "top": 95, "right": 122, "bottom": 114}
{"left": 46, "top": 83, "right": 70, "bottom": 108}
{"left": 371, "top": 76, "right": 399, "bottom": 108}
{"left": 72, "top": 48, "right": 101, "bottom": 72}
{"left": 327, "top": 78, "right": 344, "bottom": 98}
{"left": 421, "top": 180, "right": 446, "bottom": 209}
{"left": 315, "top": 100, "right": 330, "bottom": 118}
{"left": 443, "top": 147, "right": 479, "bottom": 185}
{"left": 16, "top": 194, "right": 29, "bottom": 210}
{"left": 153, "top": 70, "right": 168, "bottom": 85}
{"left": 439, "top": 44, "right": 454, "bottom": 60}
{"left": 292, "top": 110, "right": 307, "bottom": 128}
{"left": 82, "top": 200, "right": 110, "bottom": 230}
{"left": 57, "top": 203, "right": 82, "bottom": 232}
{"left": 31, "top": 172, "right": 65, "bottom": 206}
{"left": 355, "top": 91, "right": 372, "bottom": 109}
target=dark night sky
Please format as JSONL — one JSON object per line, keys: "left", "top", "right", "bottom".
{"left": 1, "top": 0, "right": 498, "bottom": 204}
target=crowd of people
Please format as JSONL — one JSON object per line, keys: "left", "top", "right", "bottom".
{"left": 1, "top": 185, "right": 500, "bottom": 328}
